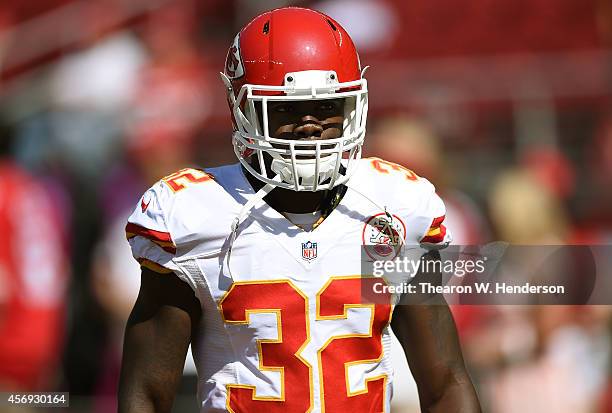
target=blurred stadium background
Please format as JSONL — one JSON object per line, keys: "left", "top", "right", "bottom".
{"left": 0, "top": 0, "right": 611, "bottom": 412}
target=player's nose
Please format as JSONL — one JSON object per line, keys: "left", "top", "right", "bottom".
{"left": 294, "top": 115, "right": 323, "bottom": 139}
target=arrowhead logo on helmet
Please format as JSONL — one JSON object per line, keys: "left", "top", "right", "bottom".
{"left": 225, "top": 34, "right": 244, "bottom": 79}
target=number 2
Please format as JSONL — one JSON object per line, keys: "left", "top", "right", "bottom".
{"left": 220, "top": 278, "right": 392, "bottom": 413}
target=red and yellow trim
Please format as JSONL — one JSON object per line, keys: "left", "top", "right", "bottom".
{"left": 420, "top": 215, "right": 447, "bottom": 244}
{"left": 138, "top": 258, "right": 173, "bottom": 274}
{"left": 125, "top": 222, "right": 176, "bottom": 253}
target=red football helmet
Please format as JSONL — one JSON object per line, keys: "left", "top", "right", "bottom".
{"left": 221, "top": 7, "right": 368, "bottom": 191}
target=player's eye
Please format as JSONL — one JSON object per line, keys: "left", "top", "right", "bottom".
{"left": 273, "top": 103, "right": 294, "bottom": 113}
{"left": 317, "top": 98, "right": 344, "bottom": 113}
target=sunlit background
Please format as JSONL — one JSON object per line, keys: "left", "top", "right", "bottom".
{"left": 0, "top": 0, "right": 611, "bottom": 412}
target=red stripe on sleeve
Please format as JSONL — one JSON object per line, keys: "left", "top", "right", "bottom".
{"left": 126, "top": 222, "right": 177, "bottom": 254}
{"left": 125, "top": 223, "right": 172, "bottom": 242}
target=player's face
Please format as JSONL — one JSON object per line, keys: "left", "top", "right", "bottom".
{"left": 265, "top": 98, "right": 345, "bottom": 140}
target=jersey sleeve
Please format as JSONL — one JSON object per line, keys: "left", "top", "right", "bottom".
{"left": 419, "top": 188, "right": 453, "bottom": 250}
{"left": 125, "top": 181, "right": 181, "bottom": 274}
{"left": 411, "top": 178, "right": 453, "bottom": 250}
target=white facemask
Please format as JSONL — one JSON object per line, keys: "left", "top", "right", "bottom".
{"left": 222, "top": 69, "right": 369, "bottom": 191}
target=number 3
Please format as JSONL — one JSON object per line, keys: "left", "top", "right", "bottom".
{"left": 220, "top": 278, "right": 392, "bottom": 413}
{"left": 370, "top": 157, "right": 418, "bottom": 181}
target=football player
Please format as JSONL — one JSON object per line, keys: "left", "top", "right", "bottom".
{"left": 118, "top": 7, "right": 481, "bottom": 413}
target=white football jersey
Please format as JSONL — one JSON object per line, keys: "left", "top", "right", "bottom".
{"left": 126, "top": 158, "right": 450, "bottom": 413}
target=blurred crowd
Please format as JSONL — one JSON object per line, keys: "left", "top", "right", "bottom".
{"left": 0, "top": 0, "right": 611, "bottom": 412}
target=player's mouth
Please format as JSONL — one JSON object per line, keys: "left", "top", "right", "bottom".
{"left": 272, "top": 140, "right": 336, "bottom": 160}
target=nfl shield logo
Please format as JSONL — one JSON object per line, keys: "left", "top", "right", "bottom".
{"left": 302, "top": 241, "right": 318, "bottom": 262}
